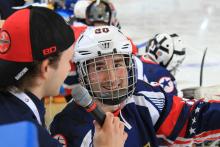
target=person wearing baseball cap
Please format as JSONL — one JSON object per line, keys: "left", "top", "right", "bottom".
{"left": 0, "top": 6, "right": 127, "bottom": 147}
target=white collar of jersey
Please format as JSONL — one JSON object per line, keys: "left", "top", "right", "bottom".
{"left": 9, "top": 89, "right": 42, "bottom": 125}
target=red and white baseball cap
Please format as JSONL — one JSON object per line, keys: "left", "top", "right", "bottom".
{"left": 0, "top": 6, "right": 74, "bottom": 87}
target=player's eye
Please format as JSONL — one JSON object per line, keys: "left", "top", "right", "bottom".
{"left": 96, "top": 66, "right": 105, "bottom": 71}
{"left": 115, "top": 63, "right": 123, "bottom": 68}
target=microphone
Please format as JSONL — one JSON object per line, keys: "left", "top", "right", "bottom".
{"left": 71, "top": 85, "right": 106, "bottom": 126}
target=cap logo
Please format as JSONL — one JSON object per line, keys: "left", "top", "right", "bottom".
{"left": 14, "top": 67, "right": 29, "bottom": 80}
{"left": 0, "top": 31, "right": 11, "bottom": 54}
{"left": 43, "top": 46, "right": 57, "bottom": 56}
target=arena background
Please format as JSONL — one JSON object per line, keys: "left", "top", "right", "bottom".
{"left": 112, "top": 0, "right": 220, "bottom": 91}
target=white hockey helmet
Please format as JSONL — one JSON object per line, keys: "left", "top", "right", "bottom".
{"left": 74, "top": 26, "right": 136, "bottom": 105}
{"left": 74, "top": 0, "right": 121, "bottom": 28}
{"left": 167, "top": 33, "right": 186, "bottom": 74}
{"left": 146, "top": 33, "right": 174, "bottom": 67}
{"left": 86, "top": 0, "right": 120, "bottom": 27}
{"left": 74, "top": 0, "right": 92, "bottom": 19}
{"left": 146, "top": 33, "right": 186, "bottom": 74}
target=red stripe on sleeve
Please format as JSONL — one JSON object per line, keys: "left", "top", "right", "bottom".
{"left": 157, "top": 96, "right": 185, "bottom": 137}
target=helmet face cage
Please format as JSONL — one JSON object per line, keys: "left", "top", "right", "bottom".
{"left": 86, "top": 1, "right": 112, "bottom": 25}
{"left": 77, "top": 53, "right": 136, "bottom": 105}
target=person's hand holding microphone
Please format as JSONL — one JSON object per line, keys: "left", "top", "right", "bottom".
{"left": 71, "top": 85, "right": 127, "bottom": 147}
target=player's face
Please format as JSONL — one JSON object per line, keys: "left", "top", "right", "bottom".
{"left": 87, "top": 54, "right": 128, "bottom": 99}
{"left": 45, "top": 45, "right": 73, "bottom": 96}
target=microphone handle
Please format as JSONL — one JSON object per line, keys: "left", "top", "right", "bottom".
{"left": 86, "top": 102, "right": 106, "bottom": 126}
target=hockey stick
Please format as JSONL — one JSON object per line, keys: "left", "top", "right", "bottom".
{"left": 200, "top": 48, "right": 208, "bottom": 87}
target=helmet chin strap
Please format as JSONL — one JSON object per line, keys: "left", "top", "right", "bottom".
{"left": 100, "top": 92, "right": 112, "bottom": 98}
{"left": 95, "top": 99, "right": 121, "bottom": 111}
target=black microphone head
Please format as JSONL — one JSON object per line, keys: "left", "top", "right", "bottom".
{"left": 71, "top": 85, "right": 93, "bottom": 107}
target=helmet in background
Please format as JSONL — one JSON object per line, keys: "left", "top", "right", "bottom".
{"left": 74, "top": 0, "right": 92, "bottom": 19}
{"left": 167, "top": 33, "right": 186, "bottom": 74}
{"left": 74, "top": 0, "right": 121, "bottom": 28}
{"left": 146, "top": 33, "right": 174, "bottom": 67}
{"left": 146, "top": 33, "right": 186, "bottom": 74}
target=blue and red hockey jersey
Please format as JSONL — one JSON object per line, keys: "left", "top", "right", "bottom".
{"left": 136, "top": 55, "right": 177, "bottom": 96}
{"left": 51, "top": 56, "right": 220, "bottom": 147}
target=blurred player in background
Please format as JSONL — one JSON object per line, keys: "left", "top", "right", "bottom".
{"left": 143, "top": 33, "right": 186, "bottom": 95}
{"left": 146, "top": 33, "right": 186, "bottom": 76}
{"left": 70, "top": 0, "right": 121, "bottom": 28}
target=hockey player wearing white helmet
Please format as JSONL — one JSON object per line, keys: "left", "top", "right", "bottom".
{"left": 135, "top": 34, "right": 181, "bottom": 96}
{"left": 62, "top": 1, "right": 132, "bottom": 99}
{"left": 146, "top": 33, "right": 186, "bottom": 75}
{"left": 50, "top": 26, "right": 220, "bottom": 147}
{"left": 142, "top": 33, "right": 186, "bottom": 96}
{"left": 72, "top": 0, "right": 121, "bottom": 28}
{"left": 73, "top": 26, "right": 136, "bottom": 105}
